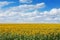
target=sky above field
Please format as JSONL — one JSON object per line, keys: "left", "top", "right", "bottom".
{"left": 0, "top": 0, "right": 60, "bottom": 23}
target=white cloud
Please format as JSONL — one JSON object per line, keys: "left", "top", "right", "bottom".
{"left": 0, "top": 8, "right": 60, "bottom": 23}
{"left": 49, "top": 8, "right": 60, "bottom": 15}
{"left": 19, "top": 0, "right": 32, "bottom": 3}
{"left": 0, "top": 1, "right": 60, "bottom": 23}
{"left": 0, "top": 1, "right": 14, "bottom": 9}
{"left": 9, "top": 3, "right": 45, "bottom": 12}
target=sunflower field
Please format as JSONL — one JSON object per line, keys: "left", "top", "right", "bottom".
{"left": 0, "top": 24, "right": 60, "bottom": 40}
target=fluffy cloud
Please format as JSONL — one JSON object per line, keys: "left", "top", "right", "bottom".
{"left": 0, "top": 7, "right": 60, "bottom": 23}
{"left": 0, "top": 1, "right": 14, "bottom": 8}
{"left": 0, "top": 2, "right": 44, "bottom": 17}
{"left": 49, "top": 8, "right": 60, "bottom": 15}
{"left": 19, "top": 0, "right": 32, "bottom": 3}
{"left": 0, "top": 1, "right": 60, "bottom": 23}
{"left": 9, "top": 3, "right": 45, "bottom": 12}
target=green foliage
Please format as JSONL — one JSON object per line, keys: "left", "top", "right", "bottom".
{"left": 0, "top": 32, "right": 60, "bottom": 40}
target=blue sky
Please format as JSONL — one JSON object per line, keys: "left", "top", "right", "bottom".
{"left": 0, "top": 0, "right": 60, "bottom": 23}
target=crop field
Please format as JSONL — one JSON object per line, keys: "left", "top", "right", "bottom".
{"left": 0, "top": 24, "right": 60, "bottom": 40}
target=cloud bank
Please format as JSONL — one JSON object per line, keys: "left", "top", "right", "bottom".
{"left": 0, "top": 1, "right": 60, "bottom": 23}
